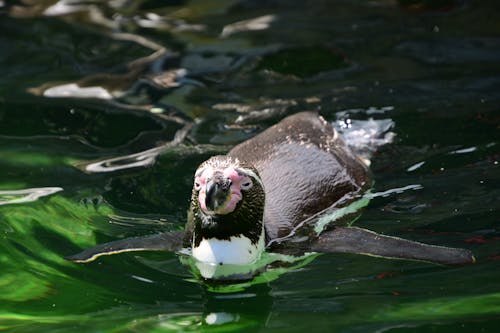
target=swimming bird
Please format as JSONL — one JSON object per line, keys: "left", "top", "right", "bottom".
{"left": 67, "top": 112, "right": 474, "bottom": 279}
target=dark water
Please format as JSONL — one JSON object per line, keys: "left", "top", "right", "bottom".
{"left": 1, "top": 0, "right": 499, "bottom": 332}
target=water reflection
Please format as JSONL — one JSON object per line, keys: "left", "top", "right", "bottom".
{"left": 0, "top": 187, "right": 63, "bottom": 206}
{"left": 107, "top": 285, "right": 272, "bottom": 331}
{"left": 406, "top": 161, "right": 425, "bottom": 172}
{"left": 368, "top": 184, "right": 423, "bottom": 199}
{"left": 448, "top": 146, "right": 477, "bottom": 154}
{"left": 201, "top": 284, "right": 272, "bottom": 329}
{"left": 80, "top": 121, "right": 192, "bottom": 173}
{"left": 221, "top": 14, "right": 276, "bottom": 38}
{"left": 82, "top": 145, "right": 168, "bottom": 173}
{"left": 43, "top": 83, "right": 113, "bottom": 99}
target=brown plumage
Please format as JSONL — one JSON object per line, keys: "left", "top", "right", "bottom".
{"left": 227, "top": 111, "right": 371, "bottom": 242}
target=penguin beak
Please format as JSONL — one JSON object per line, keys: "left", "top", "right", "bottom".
{"left": 205, "top": 178, "right": 231, "bottom": 212}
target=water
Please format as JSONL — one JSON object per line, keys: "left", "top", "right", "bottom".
{"left": 1, "top": 0, "right": 499, "bottom": 332}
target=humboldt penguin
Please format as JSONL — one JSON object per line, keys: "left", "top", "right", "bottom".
{"left": 67, "top": 112, "right": 474, "bottom": 279}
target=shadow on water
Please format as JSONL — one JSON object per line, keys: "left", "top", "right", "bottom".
{"left": 0, "top": 0, "right": 499, "bottom": 332}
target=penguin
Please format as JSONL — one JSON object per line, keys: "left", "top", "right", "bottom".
{"left": 66, "top": 112, "right": 474, "bottom": 280}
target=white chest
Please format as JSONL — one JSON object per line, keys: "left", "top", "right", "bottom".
{"left": 192, "top": 234, "right": 264, "bottom": 265}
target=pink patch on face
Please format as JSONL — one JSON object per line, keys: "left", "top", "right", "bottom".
{"left": 222, "top": 167, "right": 249, "bottom": 213}
{"left": 195, "top": 167, "right": 252, "bottom": 215}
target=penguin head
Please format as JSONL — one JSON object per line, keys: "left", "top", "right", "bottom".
{"left": 192, "top": 156, "right": 264, "bottom": 218}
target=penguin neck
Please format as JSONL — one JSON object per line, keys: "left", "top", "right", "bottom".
{"left": 191, "top": 212, "right": 265, "bottom": 265}
{"left": 194, "top": 212, "right": 264, "bottom": 246}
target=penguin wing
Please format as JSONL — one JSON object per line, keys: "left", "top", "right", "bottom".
{"left": 65, "top": 230, "right": 185, "bottom": 263}
{"left": 310, "top": 227, "right": 475, "bottom": 265}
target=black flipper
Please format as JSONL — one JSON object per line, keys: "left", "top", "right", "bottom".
{"left": 310, "top": 227, "right": 475, "bottom": 265}
{"left": 66, "top": 231, "right": 185, "bottom": 263}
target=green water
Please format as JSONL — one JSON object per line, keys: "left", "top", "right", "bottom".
{"left": 1, "top": 0, "right": 499, "bottom": 332}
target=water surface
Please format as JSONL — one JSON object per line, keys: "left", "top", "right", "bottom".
{"left": 0, "top": 0, "right": 499, "bottom": 332}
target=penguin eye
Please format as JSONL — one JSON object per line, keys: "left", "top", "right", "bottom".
{"left": 240, "top": 179, "right": 253, "bottom": 191}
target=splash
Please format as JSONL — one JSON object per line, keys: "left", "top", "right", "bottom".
{"left": 334, "top": 106, "right": 396, "bottom": 164}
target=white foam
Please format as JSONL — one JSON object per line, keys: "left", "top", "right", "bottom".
{"left": 334, "top": 116, "right": 395, "bottom": 163}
